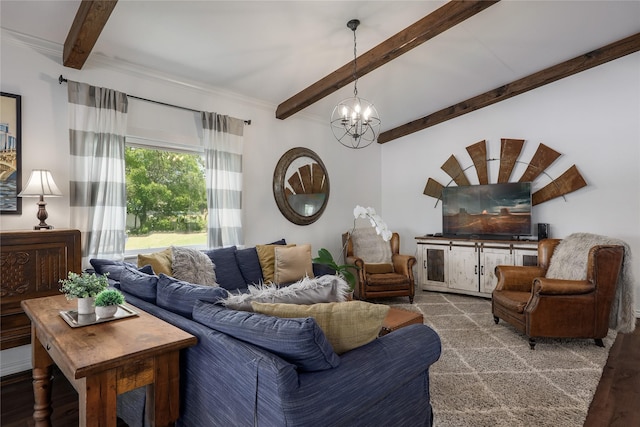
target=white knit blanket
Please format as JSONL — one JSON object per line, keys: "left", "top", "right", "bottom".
{"left": 546, "top": 233, "right": 636, "bottom": 333}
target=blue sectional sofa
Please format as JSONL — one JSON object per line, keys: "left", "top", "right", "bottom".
{"left": 91, "top": 245, "right": 442, "bottom": 426}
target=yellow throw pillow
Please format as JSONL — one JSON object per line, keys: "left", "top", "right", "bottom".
{"left": 138, "top": 247, "right": 172, "bottom": 276}
{"left": 274, "top": 244, "right": 313, "bottom": 284}
{"left": 256, "top": 244, "right": 295, "bottom": 283}
{"left": 251, "top": 301, "right": 390, "bottom": 354}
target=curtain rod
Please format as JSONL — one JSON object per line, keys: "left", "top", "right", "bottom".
{"left": 58, "top": 75, "right": 251, "bottom": 125}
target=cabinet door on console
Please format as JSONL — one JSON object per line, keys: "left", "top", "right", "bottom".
{"left": 513, "top": 246, "right": 538, "bottom": 267}
{"left": 448, "top": 245, "right": 478, "bottom": 292}
{"left": 480, "top": 247, "right": 514, "bottom": 294}
{"left": 0, "top": 229, "right": 81, "bottom": 350}
{"left": 422, "top": 245, "right": 448, "bottom": 286}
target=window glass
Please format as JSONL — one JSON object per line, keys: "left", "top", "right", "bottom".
{"left": 125, "top": 146, "right": 207, "bottom": 252}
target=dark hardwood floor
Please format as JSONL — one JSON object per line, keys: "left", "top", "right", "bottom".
{"left": 584, "top": 318, "right": 640, "bottom": 427}
{"left": 2, "top": 320, "right": 639, "bottom": 426}
{"left": 0, "top": 366, "right": 128, "bottom": 427}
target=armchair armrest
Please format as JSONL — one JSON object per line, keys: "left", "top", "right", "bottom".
{"left": 345, "top": 255, "right": 366, "bottom": 293}
{"left": 494, "top": 265, "right": 545, "bottom": 292}
{"left": 345, "top": 255, "right": 365, "bottom": 274}
{"left": 532, "top": 277, "right": 595, "bottom": 295}
{"left": 392, "top": 254, "right": 416, "bottom": 276}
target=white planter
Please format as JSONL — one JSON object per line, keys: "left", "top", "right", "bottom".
{"left": 95, "top": 305, "right": 118, "bottom": 319}
{"left": 77, "top": 297, "right": 95, "bottom": 315}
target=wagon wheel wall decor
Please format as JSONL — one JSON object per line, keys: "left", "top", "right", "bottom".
{"left": 423, "top": 138, "right": 587, "bottom": 206}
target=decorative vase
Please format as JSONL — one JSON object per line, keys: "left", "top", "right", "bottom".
{"left": 95, "top": 305, "right": 118, "bottom": 319}
{"left": 77, "top": 297, "right": 95, "bottom": 315}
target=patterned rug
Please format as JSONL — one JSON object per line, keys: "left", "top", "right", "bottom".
{"left": 383, "top": 291, "right": 616, "bottom": 427}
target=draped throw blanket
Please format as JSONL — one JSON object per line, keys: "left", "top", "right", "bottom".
{"left": 68, "top": 81, "right": 128, "bottom": 268}
{"left": 546, "top": 232, "right": 636, "bottom": 333}
{"left": 201, "top": 112, "right": 245, "bottom": 247}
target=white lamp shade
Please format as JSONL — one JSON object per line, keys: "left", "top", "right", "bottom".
{"left": 18, "top": 169, "right": 63, "bottom": 197}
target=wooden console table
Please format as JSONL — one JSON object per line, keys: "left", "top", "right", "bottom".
{"left": 21, "top": 295, "right": 197, "bottom": 427}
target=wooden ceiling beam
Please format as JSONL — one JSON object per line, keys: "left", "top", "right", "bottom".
{"left": 275, "top": 0, "right": 500, "bottom": 120}
{"left": 63, "top": 0, "right": 118, "bottom": 69}
{"left": 378, "top": 31, "right": 640, "bottom": 144}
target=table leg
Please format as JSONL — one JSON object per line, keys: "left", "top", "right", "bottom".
{"left": 79, "top": 370, "right": 117, "bottom": 427}
{"left": 31, "top": 326, "right": 53, "bottom": 427}
{"left": 146, "top": 351, "right": 180, "bottom": 427}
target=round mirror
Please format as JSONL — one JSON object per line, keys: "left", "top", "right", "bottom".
{"left": 273, "top": 147, "right": 330, "bottom": 225}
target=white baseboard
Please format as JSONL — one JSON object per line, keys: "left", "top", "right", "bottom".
{"left": 0, "top": 345, "right": 32, "bottom": 377}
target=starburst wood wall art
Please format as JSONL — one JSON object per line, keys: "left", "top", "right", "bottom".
{"left": 423, "top": 138, "right": 587, "bottom": 206}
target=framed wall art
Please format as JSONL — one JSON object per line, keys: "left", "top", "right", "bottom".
{"left": 0, "top": 92, "right": 22, "bottom": 214}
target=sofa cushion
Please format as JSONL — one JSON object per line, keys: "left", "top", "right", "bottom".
{"left": 274, "top": 244, "right": 313, "bottom": 284}
{"left": 192, "top": 301, "right": 340, "bottom": 372}
{"left": 120, "top": 265, "right": 159, "bottom": 303}
{"left": 171, "top": 246, "right": 218, "bottom": 286}
{"left": 364, "top": 263, "right": 394, "bottom": 274}
{"left": 138, "top": 247, "right": 173, "bottom": 276}
{"left": 90, "top": 258, "right": 154, "bottom": 281}
{"left": 203, "top": 246, "right": 246, "bottom": 291}
{"left": 156, "top": 274, "right": 228, "bottom": 319}
{"left": 252, "top": 301, "right": 390, "bottom": 354}
{"left": 256, "top": 243, "right": 295, "bottom": 284}
{"left": 221, "top": 275, "right": 350, "bottom": 312}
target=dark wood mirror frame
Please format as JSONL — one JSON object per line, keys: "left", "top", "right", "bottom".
{"left": 273, "top": 147, "right": 329, "bottom": 225}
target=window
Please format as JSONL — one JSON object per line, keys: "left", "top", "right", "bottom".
{"left": 125, "top": 146, "right": 207, "bottom": 252}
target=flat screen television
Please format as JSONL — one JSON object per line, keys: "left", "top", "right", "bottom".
{"left": 442, "top": 182, "right": 532, "bottom": 239}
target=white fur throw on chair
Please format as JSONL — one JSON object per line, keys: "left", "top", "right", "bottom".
{"left": 546, "top": 232, "right": 636, "bottom": 334}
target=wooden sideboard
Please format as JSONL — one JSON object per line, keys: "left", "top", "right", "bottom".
{"left": 415, "top": 236, "right": 538, "bottom": 298}
{"left": 0, "top": 229, "right": 81, "bottom": 350}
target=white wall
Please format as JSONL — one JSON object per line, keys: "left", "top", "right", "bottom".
{"left": 0, "top": 30, "right": 382, "bottom": 375}
{"left": 381, "top": 52, "right": 640, "bottom": 314}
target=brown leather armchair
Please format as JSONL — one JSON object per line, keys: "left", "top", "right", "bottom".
{"left": 492, "top": 239, "right": 624, "bottom": 349}
{"left": 343, "top": 231, "right": 416, "bottom": 303}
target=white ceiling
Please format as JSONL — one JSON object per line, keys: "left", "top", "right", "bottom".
{"left": 2, "top": 0, "right": 639, "bottom": 132}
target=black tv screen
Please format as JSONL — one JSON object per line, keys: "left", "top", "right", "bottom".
{"left": 442, "top": 182, "right": 532, "bottom": 238}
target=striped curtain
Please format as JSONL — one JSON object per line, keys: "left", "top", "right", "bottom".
{"left": 67, "top": 81, "right": 128, "bottom": 268}
{"left": 201, "top": 112, "right": 244, "bottom": 247}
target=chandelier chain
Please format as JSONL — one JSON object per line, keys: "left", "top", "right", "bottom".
{"left": 352, "top": 27, "right": 358, "bottom": 97}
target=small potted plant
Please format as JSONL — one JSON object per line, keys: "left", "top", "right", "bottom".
{"left": 59, "top": 271, "right": 109, "bottom": 315}
{"left": 94, "top": 288, "right": 125, "bottom": 319}
{"left": 313, "top": 248, "right": 358, "bottom": 294}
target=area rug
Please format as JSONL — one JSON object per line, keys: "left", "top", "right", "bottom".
{"left": 383, "top": 291, "right": 616, "bottom": 427}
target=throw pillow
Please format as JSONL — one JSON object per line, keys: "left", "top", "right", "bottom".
{"left": 90, "top": 258, "right": 154, "bottom": 281}
{"left": 221, "top": 275, "right": 350, "bottom": 312}
{"left": 192, "top": 301, "right": 340, "bottom": 372}
{"left": 138, "top": 247, "right": 173, "bottom": 276}
{"left": 156, "top": 274, "right": 228, "bottom": 319}
{"left": 235, "top": 247, "right": 264, "bottom": 285}
{"left": 251, "top": 301, "right": 390, "bottom": 354}
{"left": 235, "top": 239, "right": 287, "bottom": 285}
{"left": 203, "top": 246, "right": 246, "bottom": 291}
{"left": 119, "top": 265, "right": 159, "bottom": 303}
{"left": 256, "top": 244, "right": 295, "bottom": 284}
{"left": 350, "top": 226, "right": 393, "bottom": 264}
{"left": 171, "top": 246, "right": 218, "bottom": 286}
{"left": 274, "top": 244, "right": 313, "bottom": 284}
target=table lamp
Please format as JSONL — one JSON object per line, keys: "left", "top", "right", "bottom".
{"left": 18, "top": 169, "right": 62, "bottom": 230}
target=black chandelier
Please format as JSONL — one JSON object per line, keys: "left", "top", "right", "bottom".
{"left": 330, "top": 19, "right": 381, "bottom": 149}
